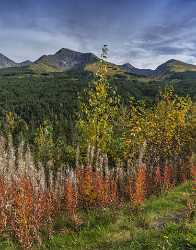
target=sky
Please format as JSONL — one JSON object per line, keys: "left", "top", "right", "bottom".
{"left": 0, "top": 0, "right": 196, "bottom": 69}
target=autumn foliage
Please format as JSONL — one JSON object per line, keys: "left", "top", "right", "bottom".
{"left": 0, "top": 47, "right": 194, "bottom": 249}
{"left": 133, "top": 166, "right": 147, "bottom": 205}
{"left": 0, "top": 148, "right": 192, "bottom": 249}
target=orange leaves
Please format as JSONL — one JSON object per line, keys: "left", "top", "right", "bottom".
{"left": 191, "top": 166, "right": 196, "bottom": 191}
{"left": 133, "top": 166, "right": 147, "bottom": 205}
{"left": 95, "top": 172, "right": 111, "bottom": 206}
{"left": 154, "top": 166, "right": 164, "bottom": 194}
{"left": 191, "top": 165, "right": 196, "bottom": 179}
{"left": 155, "top": 166, "right": 163, "bottom": 186}
{"left": 64, "top": 176, "right": 77, "bottom": 218}
{"left": 0, "top": 176, "right": 59, "bottom": 249}
{"left": 0, "top": 162, "right": 192, "bottom": 249}
{"left": 79, "top": 167, "right": 95, "bottom": 207}
{"left": 110, "top": 178, "right": 118, "bottom": 203}
{"left": 10, "top": 178, "right": 35, "bottom": 249}
{"left": 76, "top": 167, "right": 117, "bottom": 208}
{"left": 163, "top": 165, "right": 173, "bottom": 190}
{"left": 0, "top": 178, "right": 7, "bottom": 233}
{"left": 64, "top": 163, "right": 190, "bottom": 210}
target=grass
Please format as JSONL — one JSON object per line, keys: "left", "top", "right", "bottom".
{"left": 0, "top": 181, "right": 194, "bottom": 249}
{"left": 43, "top": 181, "right": 195, "bottom": 250}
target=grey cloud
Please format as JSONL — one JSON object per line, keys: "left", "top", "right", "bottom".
{"left": 1, "top": 0, "right": 196, "bottom": 69}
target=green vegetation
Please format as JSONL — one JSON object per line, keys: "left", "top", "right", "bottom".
{"left": 0, "top": 181, "right": 194, "bottom": 250}
{"left": 0, "top": 47, "right": 195, "bottom": 249}
{"left": 43, "top": 181, "right": 195, "bottom": 250}
{"left": 0, "top": 57, "right": 195, "bottom": 130}
{"left": 0, "top": 47, "right": 194, "bottom": 173}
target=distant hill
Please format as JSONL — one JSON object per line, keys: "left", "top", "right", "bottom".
{"left": 0, "top": 53, "right": 17, "bottom": 68}
{"left": 121, "top": 63, "right": 154, "bottom": 76}
{"left": 0, "top": 53, "right": 33, "bottom": 69}
{"left": 19, "top": 60, "right": 32, "bottom": 67}
{"left": 122, "top": 59, "right": 196, "bottom": 78}
{"left": 154, "top": 59, "right": 196, "bottom": 77}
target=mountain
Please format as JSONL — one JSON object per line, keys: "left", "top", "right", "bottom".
{"left": 1, "top": 48, "right": 196, "bottom": 79}
{"left": 34, "top": 48, "right": 98, "bottom": 71}
{"left": 0, "top": 53, "right": 17, "bottom": 69}
{"left": 122, "top": 59, "right": 196, "bottom": 78}
{"left": 0, "top": 53, "right": 32, "bottom": 69}
{"left": 121, "top": 63, "right": 154, "bottom": 76}
{"left": 154, "top": 59, "right": 196, "bottom": 77}
{"left": 19, "top": 60, "right": 32, "bottom": 67}
{"left": 0, "top": 48, "right": 98, "bottom": 73}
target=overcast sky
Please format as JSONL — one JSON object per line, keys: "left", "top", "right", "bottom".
{"left": 0, "top": 0, "right": 196, "bottom": 69}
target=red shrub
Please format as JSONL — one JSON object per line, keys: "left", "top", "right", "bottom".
{"left": 10, "top": 177, "right": 35, "bottom": 249}
{"left": 78, "top": 167, "right": 96, "bottom": 207}
{"left": 64, "top": 177, "right": 77, "bottom": 218}
{"left": 110, "top": 177, "right": 118, "bottom": 204}
{"left": 163, "top": 165, "right": 173, "bottom": 190}
{"left": 133, "top": 166, "right": 146, "bottom": 205}
{"left": 0, "top": 178, "right": 7, "bottom": 233}
{"left": 191, "top": 166, "right": 196, "bottom": 191}
{"left": 155, "top": 166, "right": 163, "bottom": 186}
{"left": 191, "top": 165, "right": 196, "bottom": 179}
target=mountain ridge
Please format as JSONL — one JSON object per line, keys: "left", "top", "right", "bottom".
{"left": 121, "top": 59, "right": 196, "bottom": 77}
{"left": 121, "top": 63, "right": 154, "bottom": 76}
{"left": 1, "top": 49, "right": 196, "bottom": 77}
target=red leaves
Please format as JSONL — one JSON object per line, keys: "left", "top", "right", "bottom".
{"left": 0, "top": 162, "right": 192, "bottom": 249}
{"left": 191, "top": 165, "right": 196, "bottom": 179}
{"left": 0, "top": 177, "right": 7, "bottom": 233}
{"left": 163, "top": 165, "right": 173, "bottom": 190}
{"left": 191, "top": 166, "right": 196, "bottom": 191}
{"left": 133, "top": 166, "right": 147, "bottom": 205}
{"left": 0, "top": 177, "right": 59, "bottom": 249}
{"left": 10, "top": 178, "right": 35, "bottom": 249}
{"left": 64, "top": 176, "right": 77, "bottom": 218}
{"left": 76, "top": 167, "right": 118, "bottom": 208}
{"left": 155, "top": 166, "right": 163, "bottom": 186}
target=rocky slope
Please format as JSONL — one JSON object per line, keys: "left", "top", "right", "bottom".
{"left": 0, "top": 53, "right": 17, "bottom": 69}
{"left": 34, "top": 48, "right": 98, "bottom": 71}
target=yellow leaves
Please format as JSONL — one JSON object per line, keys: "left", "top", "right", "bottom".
{"left": 34, "top": 121, "right": 55, "bottom": 163}
{"left": 77, "top": 47, "right": 120, "bottom": 155}
{"left": 122, "top": 87, "right": 193, "bottom": 164}
{"left": 6, "top": 112, "right": 15, "bottom": 131}
{"left": 95, "top": 82, "right": 108, "bottom": 97}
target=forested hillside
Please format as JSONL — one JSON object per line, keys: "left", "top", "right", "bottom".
{"left": 0, "top": 62, "right": 195, "bottom": 127}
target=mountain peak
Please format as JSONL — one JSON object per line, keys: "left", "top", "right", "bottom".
{"left": 35, "top": 48, "right": 98, "bottom": 71}
{"left": 166, "top": 59, "right": 179, "bottom": 63}
{"left": 122, "top": 63, "right": 135, "bottom": 69}
{"left": 164, "top": 59, "right": 184, "bottom": 65}
{"left": 55, "top": 48, "right": 78, "bottom": 55}
{"left": 155, "top": 58, "right": 196, "bottom": 76}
